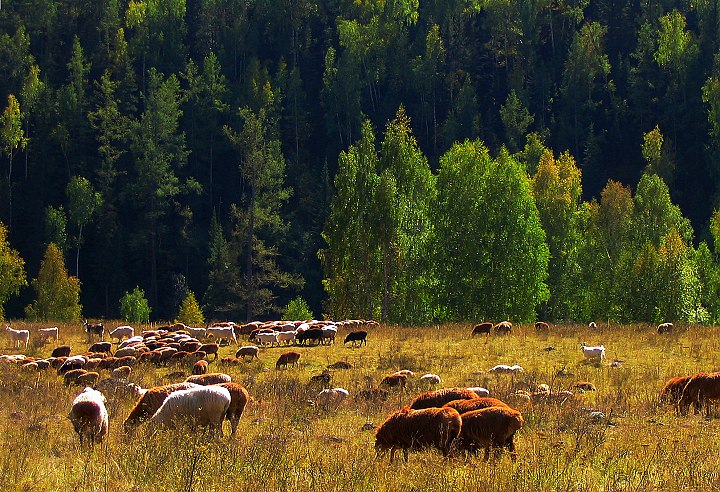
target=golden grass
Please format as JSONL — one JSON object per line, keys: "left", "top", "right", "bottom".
{"left": 0, "top": 320, "right": 718, "bottom": 490}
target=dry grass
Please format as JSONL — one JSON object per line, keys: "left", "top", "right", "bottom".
{"left": 0, "top": 320, "right": 718, "bottom": 490}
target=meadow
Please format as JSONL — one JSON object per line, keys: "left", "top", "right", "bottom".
{"left": 0, "top": 320, "right": 718, "bottom": 491}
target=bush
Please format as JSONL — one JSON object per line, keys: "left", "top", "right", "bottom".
{"left": 284, "top": 296, "right": 314, "bottom": 321}
{"left": 176, "top": 291, "right": 204, "bottom": 326}
{"left": 119, "top": 286, "right": 151, "bottom": 323}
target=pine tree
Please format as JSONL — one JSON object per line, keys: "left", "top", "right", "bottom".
{"left": 25, "top": 243, "right": 82, "bottom": 321}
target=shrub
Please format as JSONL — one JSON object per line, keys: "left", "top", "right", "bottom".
{"left": 176, "top": 291, "right": 204, "bottom": 326}
{"left": 120, "top": 286, "right": 151, "bottom": 323}
{"left": 284, "top": 296, "right": 314, "bottom": 321}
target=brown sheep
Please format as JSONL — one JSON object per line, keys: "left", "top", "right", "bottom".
{"left": 409, "top": 388, "right": 479, "bottom": 410}
{"left": 235, "top": 346, "right": 260, "bottom": 360}
{"left": 327, "top": 361, "right": 353, "bottom": 370}
{"left": 51, "top": 346, "right": 71, "bottom": 358}
{"left": 471, "top": 322, "right": 493, "bottom": 336}
{"left": 192, "top": 360, "right": 209, "bottom": 375}
{"left": 215, "top": 382, "right": 250, "bottom": 436}
{"left": 123, "top": 382, "right": 199, "bottom": 432}
{"left": 573, "top": 381, "right": 597, "bottom": 392}
{"left": 657, "top": 322, "right": 674, "bottom": 334}
{"left": 76, "top": 371, "right": 100, "bottom": 386}
{"left": 678, "top": 372, "right": 720, "bottom": 415}
{"left": 89, "top": 341, "right": 112, "bottom": 355}
{"left": 276, "top": 351, "right": 301, "bottom": 369}
{"left": 111, "top": 366, "right": 132, "bottom": 380}
{"left": 535, "top": 321, "right": 550, "bottom": 332}
{"left": 493, "top": 321, "right": 513, "bottom": 335}
{"left": 380, "top": 373, "right": 407, "bottom": 390}
{"left": 455, "top": 406, "right": 524, "bottom": 461}
{"left": 181, "top": 341, "right": 203, "bottom": 353}
{"left": 185, "top": 373, "right": 232, "bottom": 385}
{"left": 374, "top": 406, "right": 462, "bottom": 462}
{"left": 659, "top": 375, "right": 693, "bottom": 407}
{"left": 443, "top": 397, "right": 510, "bottom": 414}
{"left": 63, "top": 368, "right": 88, "bottom": 386}
{"left": 199, "top": 343, "right": 219, "bottom": 361}
{"left": 355, "top": 388, "right": 389, "bottom": 402}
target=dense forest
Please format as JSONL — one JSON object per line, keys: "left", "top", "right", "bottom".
{"left": 1, "top": 0, "right": 720, "bottom": 324}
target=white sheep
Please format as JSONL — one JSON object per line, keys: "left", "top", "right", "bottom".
{"left": 118, "top": 335, "right": 144, "bottom": 348}
{"left": 420, "top": 373, "right": 442, "bottom": 385}
{"left": 147, "top": 385, "right": 231, "bottom": 436}
{"left": 206, "top": 326, "right": 237, "bottom": 345}
{"left": 254, "top": 331, "right": 279, "bottom": 347}
{"left": 276, "top": 330, "right": 297, "bottom": 345}
{"left": 109, "top": 325, "right": 134, "bottom": 342}
{"left": 316, "top": 387, "right": 349, "bottom": 408}
{"left": 488, "top": 364, "right": 524, "bottom": 374}
{"left": 5, "top": 326, "right": 29, "bottom": 349}
{"left": 38, "top": 327, "right": 59, "bottom": 342}
{"left": 467, "top": 387, "right": 490, "bottom": 397}
{"left": 186, "top": 327, "right": 207, "bottom": 339}
{"left": 581, "top": 343, "right": 605, "bottom": 362}
{"left": 68, "top": 387, "right": 108, "bottom": 446}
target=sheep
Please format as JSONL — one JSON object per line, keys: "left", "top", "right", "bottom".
{"left": 235, "top": 346, "right": 260, "bottom": 360}
{"left": 467, "top": 387, "right": 491, "bottom": 397}
{"left": 206, "top": 326, "right": 237, "bottom": 345}
{"left": 114, "top": 347, "right": 137, "bottom": 358}
{"left": 68, "top": 387, "right": 108, "bottom": 446}
{"left": 393, "top": 369, "right": 415, "bottom": 378}
{"left": 109, "top": 325, "right": 134, "bottom": 342}
{"left": 38, "top": 327, "right": 59, "bottom": 342}
{"left": 320, "top": 326, "right": 338, "bottom": 345}
{"left": 573, "top": 381, "right": 597, "bottom": 392}
{"left": 58, "top": 355, "right": 88, "bottom": 374}
{"left": 535, "top": 321, "right": 550, "bottom": 332}
{"left": 89, "top": 341, "right": 113, "bottom": 355}
{"left": 409, "top": 388, "right": 480, "bottom": 409}
{"left": 199, "top": 343, "right": 219, "bottom": 361}
{"left": 185, "top": 373, "right": 232, "bottom": 385}
{"left": 84, "top": 320, "right": 104, "bottom": 341}
{"left": 123, "top": 382, "right": 200, "bottom": 432}
{"left": 455, "top": 406, "right": 524, "bottom": 461}
{"left": 493, "top": 321, "right": 512, "bottom": 335}
{"left": 327, "top": 361, "right": 353, "bottom": 370}
{"left": 276, "top": 351, "right": 301, "bottom": 369}
{"left": 488, "top": 364, "right": 525, "bottom": 374}
{"left": 374, "top": 406, "right": 462, "bottom": 463}
{"left": 657, "top": 322, "right": 674, "bottom": 334}
{"left": 51, "top": 346, "right": 71, "bottom": 358}
{"left": 192, "top": 360, "right": 208, "bottom": 375}
{"left": 343, "top": 330, "right": 368, "bottom": 347}
{"left": 276, "top": 330, "right": 297, "bottom": 345}
{"left": 118, "top": 336, "right": 144, "bottom": 349}
{"left": 111, "top": 366, "right": 132, "bottom": 380}
{"left": 76, "top": 371, "right": 100, "bottom": 386}
{"left": 589, "top": 321, "right": 598, "bottom": 330}
{"left": 4, "top": 326, "right": 29, "bottom": 349}
{"left": 420, "top": 374, "right": 442, "bottom": 385}
{"left": 316, "top": 388, "right": 349, "bottom": 409}
{"left": 380, "top": 373, "right": 407, "bottom": 390}
{"left": 659, "top": 375, "right": 693, "bottom": 407}
{"left": 310, "top": 370, "right": 332, "bottom": 387}
{"left": 355, "top": 388, "right": 389, "bottom": 402}
{"left": 581, "top": 343, "right": 605, "bottom": 363}
{"left": 471, "top": 322, "right": 493, "bottom": 336}
{"left": 95, "top": 378, "right": 143, "bottom": 400}
{"left": 64, "top": 368, "right": 88, "bottom": 386}
{"left": 146, "top": 385, "right": 231, "bottom": 436}
{"left": 215, "top": 382, "right": 250, "bottom": 435}
{"left": 678, "top": 372, "right": 720, "bottom": 416}
{"left": 443, "top": 397, "right": 510, "bottom": 414}
{"left": 186, "top": 327, "right": 207, "bottom": 339}
{"left": 296, "top": 328, "right": 324, "bottom": 345}
{"left": 254, "top": 331, "right": 279, "bottom": 347}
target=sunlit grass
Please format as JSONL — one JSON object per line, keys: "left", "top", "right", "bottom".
{"left": 0, "top": 320, "right": 718, "bottom": 490}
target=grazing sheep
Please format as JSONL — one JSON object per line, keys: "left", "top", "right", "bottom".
{"left": 111, "top": 366, "right": 132, "bottom": 380}
{"left": 64, "top": 368, "right": 88, "bottom": 386}
{"left": 374, "top": 406, "right": 462, "bottom": 462}
{"left": 467, "top": 387, "right": 491, "bottom": 397}
{"left": 589, "top": 321, "right": 598, "bottom": 330}
{"left": 296, "top": 328, "right": 324, "bottom": 345}
{"left": 185, "top": 373, "right": 232, "bottom": 385}
{"left": 276, "top": 330, "right": 297, "bottom": 345}
{"left": 678, "top": 372, "right": 720, "bottom": 416}
{"left": 409, "top": 388, "right": 480, "bottom": 409}
{"left": 199, "top": 343, "right": 219, "bottom": 361}
{"left": 147, "top": 385, "right": 231, "bottom": 436}
{"left": 38, "top": 327, "right": 59, "bottom": 342}
{"left": 659, "top": 375, "right": 693, "bottom": 407}
{"left": 253, "top": 331, "right": 279, "bottom": 347}
{"left": 310, "top": 370, "right": 332, "bottom": 387}
{"left": 393, "top": 369, "right": 415, "bottom": 378}
{"left": 535, "top": 321, "right": 550, "bottom": 332}
{"left": 192, "top": 360, "right": 209, "bottom": 375}
{"left": 4, "top": 326, "right": 29, "bottom": 349}
{"left": 471, "top": 322, "right": 493, "bottom": 336}
{"left": 186, "top": 327, "right": 207, "bottom": 339}
{"left": 95, "top": 378, "right": 143, "bottom": 400}
{"left": 114, "top": 347, "right": 137, "bottom": 358}
{"left": 573, "top": 381, "right": 597, "bottom": 392}
{"left": 420, "top": 374, "right": 442, "bottom": 385}
{"left": 51, "top": 346, "right": 71, "bottom": 358}
{"left": 235, "top": 346, "right": 260, "bottom": 360}
{"left": 76, "top": 371, "right": 100, "bottom": 386}
{"left": 68, "top": 387, "right": 108, "bottom": 446}
{"left": 58, "top": 356, "right": 88, "bottom": 374}
{"left": 657, "top": 322, "right": 674, "bottom": 334}
{"left": 343, "top": 331, "right": 368, "bottom": 347}
{"left": 443, "top": 397, "right": 510, "bottom": 414}
{"left": 206, "top": 326, "right": 237, "bottom": 345}
{"left": 276, "top": 351, "right": 301, "bottom": 369}
{"left": 581, "top": 343, "right": 605, "bottom": 363}
{"left": 109, "top": 325, "right": 134, "bottom": 342}
{"left": 89, "top": 341, "right": 113, "bottom": 355}
{"left": 455, "top": 406, "right": 524, "bottom": 461}
{"left": 488, "top": 364, "right": 525, "bottom": 374}
{"left": 327, "top": 361, "right": 353, "bottom": 370}
{"left": 123, "top": 382, "right": 200, "bottom": 431}
{"left": 380, "top": 373, "right": 407, "bottom": 390}
{"left": 316, "top": 388, "right": 350, "bottom": 408}
{"left": 84, "top": 320, "right": 104, "bottom": 341}
{"left": 493, "top": 321, "right": 512, "bottom": 335}
{"left": 215, "top": 382, "right": 250, "bottom": 435}
{"left": 355, "top": 388, "right": 389, "bottom": 402}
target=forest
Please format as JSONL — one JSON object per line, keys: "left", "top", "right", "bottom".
{"left": 1, "top": 0, "right": 720, "bottom": 324}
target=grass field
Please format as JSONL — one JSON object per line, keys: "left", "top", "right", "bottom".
{"left": 0, "top": 320, "right": 718, "bottom": 491}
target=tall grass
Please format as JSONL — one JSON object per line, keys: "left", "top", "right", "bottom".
{"left": 0, "top": 320, "right": 718, "bottom": 490}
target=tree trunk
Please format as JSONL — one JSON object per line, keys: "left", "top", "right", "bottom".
{"left": 246, "top": 189, "right": 255, "bottom": 322}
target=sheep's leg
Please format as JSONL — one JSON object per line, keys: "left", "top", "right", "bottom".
{"left": 389, "top": 448, "right": 396, "bottom": 463}
{"left": 403, "top": 448, "right": 409, "bottom": 462}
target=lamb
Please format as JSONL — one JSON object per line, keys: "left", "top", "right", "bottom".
{"left": 68, "top": 387, "right": 108, "bottom": 446}
{"left": 420, "top": 374, "right": 442, "bottom": 385}
{"left": 374, "top": 406, "right": 462, "bottom": 462}
{"left": 51, "top": 346, "right": 71, "bottom": 358}
{"left": 89, "top": 341, "right": 113, "bottom": 355}
{"left": 206, "top": 326, "right": 237, "bottom": 345}
{"left": 123, "top": 382, "right": 200, "bottom": 431}
{"left": 657, "top": 322, "right": 674, "bottom": 334}
{"left": 192, "top": 360, "right": 208, "bottom": 375}
{"left": 5, "top": 326, "right": 29, "bottom": 349}
{"left": 678, "top": 372, "right": 720, "bottom": 416}
{"left": 659, "top": 375, "right": 693, "bottom": 407}
{"left": 235, "top": 346, "right": 259, "bottom": 360}
{"left": 215, "top": 382, "right": 250, "bottom": 435}
{"left": 343, "top": 330, "right": 368, "bottom": 347}
{"left": 38, "top": 327, "right": 59, "bottom": 342}
{"left": 316, "top": 387, "right": 349, "bottom": 409}
{"left": 147, "top": 385, "right": 231, "bottom": 436}
{"left": 380, "top": 373, "right": 407, "bottom": 389}
{"left": 471, "top": 322, "right": 493, "bottom": 336}
{"left": 109, "top": 325, "right": 134, "bottom": 342}
{"left": 443, "top": 397, "right": 510, "bottom": 414}
{"left": 276, "top": 351, "right": 301, "bottom": 369}
{"left": 455, "top": 406, "right": 524, "bottom": 461}
{"left": 185, "top": 373, "right": 232, "bottom": 385}
{"left": 409, "top": 388, "right": 480, "bottom": 409}
{"left": 581, "top": 343, "right": 606, "bottom": 363}
{"left": 493, "top": 321, "right": 513, "bottom": 335}
{"left": 83, "top": 320, "right": 104, "bottom": 341}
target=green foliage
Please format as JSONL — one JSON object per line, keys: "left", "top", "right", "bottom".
{"left": 284, "top": 296, "right": 314, "bottom": 321}
{"left": 25, "top": 243, "right": 82, "bottom": 322}
{"left": 44, "top": 206, "right": 68, "bottom": 254}
{"left": 175, "top": 291, "right": 204, "bottom": 326}
{"left": 500, "top": 90, "right": 534, "bottom": 153}
{"left": 119, "top": 286, "right": 151, "bottom": 324}
{"left": 0, "top": 222, "right": 26, "bottom": 320}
